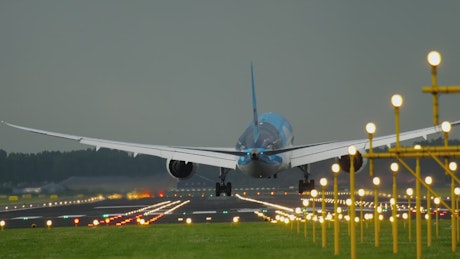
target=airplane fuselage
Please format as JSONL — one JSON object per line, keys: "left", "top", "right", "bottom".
{"left": 236, "top": 112, "right": 293, "bottom": 178}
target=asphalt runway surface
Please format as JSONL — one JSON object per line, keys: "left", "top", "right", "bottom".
{"left": 0, "top": 191, "right": 304, "bottom": 229}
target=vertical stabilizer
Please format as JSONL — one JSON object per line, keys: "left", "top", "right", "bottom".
{"left": 251, "top": 63, "right": 260, "bottom": 143}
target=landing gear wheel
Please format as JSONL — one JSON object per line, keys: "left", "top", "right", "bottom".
{"left": 226, "top": 182, "right": 232, "bottom": 196}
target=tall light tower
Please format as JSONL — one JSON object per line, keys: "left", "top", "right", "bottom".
{"left": 425, "top": 176, "right": 433, "bottom": 247}
{"left": 331, "top": 163, "right": 341, "bottom": 255}
{"left": 373, "top": 176, "right": 381, "bottom": 247}
{"left": 320, "top": 178, "right": 328, "bottom": 248}
{"left": 348, "top": 145, "right": 357, "bottom": 259}
{"left": 390, "top": 162, "right": 399, "bottom": 253}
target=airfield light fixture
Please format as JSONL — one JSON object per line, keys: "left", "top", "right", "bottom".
{"left": 449, "top": 162, "right": 458, "bottom": 172}
{"left": 441, "top": 121, "right": 452, "bottom": 133}
{"left": 373, "top": 176, "right": 381, "bottom": 247}
{"left": 434, "top": 197, "right": 441, "bottom": 238}
{"left": 366, "top": 122, "right": 376, "bottom": 177}
{"left": 358, "top": 189, "right": 365, "bottom": 243}
{"left": 427, "top": 51, "right": 442, "bottom": 67}
{"left": 348, "top": 145, "right": 357, "bottom": 156}
{"left": 347, "top": 144, "right": 357, "bottom": 259}
{"left": 406, "top": 188, "right": 414, "bottom": 242}
{"left": 331, "top": 162, "right": 341, "bottom": 255}
{"left": 391, "top": 94, "right": 403, "bottom": 108}
{"left": 425, "top": 176, "right": 433, "bottom": 247}
{"left": 389, "top": 162, "right": 399, "bottom": 253}
{"left": 391, "top": 94, "right": 403, "bottom": 149}
{"left": 311, "top": 189, "right": 318, "bottom": 243}
{"left": 0, "top": 220, "right": 5, "bottom": 230}
{"left": 302, "top": 199, "right": 310, "bottom": 207}
{"left": 46, "top": 220, "right": 53, "bottom": 229}
{"left": 455, "top": 187, "right": 460, "bottom": 196}
{"left": 319, "top": 178, "right": 328, "bottom": 248}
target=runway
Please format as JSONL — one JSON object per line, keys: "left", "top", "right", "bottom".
{"left": 0, "top": 189, "right": 304, "bottom": 229}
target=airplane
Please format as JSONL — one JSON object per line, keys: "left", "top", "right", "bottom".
{"left": 3, "top": 64, "right": 458, "bottom": 196}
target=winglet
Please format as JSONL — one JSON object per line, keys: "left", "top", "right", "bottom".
{"left": 251, "top": 63, "right": 260, "bottom": 143}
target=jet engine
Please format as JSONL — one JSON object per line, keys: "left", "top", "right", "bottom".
{"left": 337, "top": 150, "right": 368, "bottom": 173}
{"left": 166, "top": 159, "right": 198, "bottom": 179}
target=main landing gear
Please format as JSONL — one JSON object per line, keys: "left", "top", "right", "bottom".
{"left": 298, "top": 165, "right": 315, "bottom": 194}
{"left": 216, "top": 168, "right": 232, "bottom": 197}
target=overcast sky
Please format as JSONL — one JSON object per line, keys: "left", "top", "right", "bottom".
{"left": 1, "top": 1, "right": 460, "bottom": 153}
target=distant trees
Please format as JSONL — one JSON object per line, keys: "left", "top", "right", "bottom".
{"left": 0, "top": 149, "right": 165, "bottom": 184}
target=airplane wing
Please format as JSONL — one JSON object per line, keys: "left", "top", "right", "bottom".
{"left": 289, "top": 121, "right": 460, "bottom": 167}
{"left": 1, "top": 121, "right": 238, "bottom": 169}
{"left": 3, "top": 120, "right": 459, "bottom": 171}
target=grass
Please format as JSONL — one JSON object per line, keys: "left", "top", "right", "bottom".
{"left": 0, "top": 220, "right": 459, "bottom": 258}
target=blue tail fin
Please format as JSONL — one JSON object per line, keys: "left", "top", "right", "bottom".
{"left": 251, "top": 63, "right": 260, "bottom": 143}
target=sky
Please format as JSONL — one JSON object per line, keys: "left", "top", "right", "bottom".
{"left": 1, "top": 1, "right": 460, "bottom": 153}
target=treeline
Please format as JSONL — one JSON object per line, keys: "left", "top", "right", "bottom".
{"left": 0, "top": 149, "right": 165, "bottom": 184}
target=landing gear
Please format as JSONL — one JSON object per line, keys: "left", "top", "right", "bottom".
{"left": 216, "top": 168, "right": 232, "bottom": 196}
{"left": 298, "top": 165, "right": 315, "bottom": 194}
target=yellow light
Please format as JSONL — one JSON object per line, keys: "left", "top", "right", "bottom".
{"left": 186, "top": 218, "right": 192, "bottom": 224}
{"left": 337, "top": 207, "right": 342, "bottom": 214}
{"left": 302, "top": 199, "right": 310, "bottom": 207}
{"left": 346, "top": 199, "right": 352, "bottom": 206}
{"left": 331, "top": 163, "right": 340, "bottom": 174}
{"left": 427, "top": 50, "right": 442, "bottom": 67}
{"left": 391, "top": 94, "right": 403, "bottom": 108}
{"left": 295, "top": 207, "right": 302, "bottom": 214}
{"left": 358, "top": 189, "right": 365, "bottom": 197}
{"left": 402, "top": 213, "right": 408, "bottom": 220}
{"left": 434, "top": 197, "right": 441, "bottom": 205}
{"left": 348, "top": 145, "right": 357, "bottom": 156}
{"left": 406, "top": 188, "right": 413, "bottom": 196}
{"left": 425, "top": 176, "right": 433, "bottom": 185}
{"left": 311, "top": 189, "right": 318, "bottom": 198}
{"left": 373, "top": 177, "right": 380, "bottom": 186}
{"left": 449, "top": 162, "right": 458, "bottom": 172}
{"left": 0, "top": 220, "right": 5, "bottom": 228}
{"left": 46, "top": 220, "right": 53, "bottom": 228}
{"left": 390, "top": 162, "right": 399, "bottom": 173}
{"left": 414, "top": 144, "right": 422, "bottom": 150}
{"left": 441, "top": 121, "right": 452, "bottom": 133}
{"left": 366, "top": 122, "right": 376, "bottom": 134}
{"left": 233, "top": 216, "right": 240, "bottom": 223}
{"left": 454, "top": 187, "right": 460, "bottom": 196}
{"left": 320, "top": 178, "right": 328, "bottom": 187}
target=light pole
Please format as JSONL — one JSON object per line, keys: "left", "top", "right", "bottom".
{"left": 426, "top": 50, "right": 442, "bottom": 125}
{"left": 391, "top": 94, "right": 403, "bottom": 149}
{"left": 348, "top": 145, "right": 357, "bottom": 259}
{"left": 373, "top": 176, "right": 381, "bottom": 247}
{"left": 454, "top": 187, "right": 460, "bottom": 243}
{"left": 448, "top": 160, "right": 458, "bottom": 251}
{"left": 425, "top": 176, "right": 433, "bottom": 247}
{"left": 390, "top": 162, "right": 399, "bottom": 253}
{"left": 434, "top": 197, "right": 441, "bottom": 238}
{"left": 366, "top": 122, "right": 376, "bottom": 177}
{"left": 320, "top": 178, "right": 328, "bottom": 248}
{"left": 311, "top": 189, "right": 318, "bottom": 243}
{"left": 331, "top": 163, "right": 340, "bottom": 255}
{"left": 406, "top": 188, "right": 414, "bottom": 242}
{"left": 358, "top": 189, "right": 365, "bottom": 243}
{"left": 303, "top": 199, "right": 309, "bottom": 239}
{"left": 455, "top": 187, "right": 460, "bottom": 241}
{"left": 414, "top": 144, "right": 422, "bottom": 259}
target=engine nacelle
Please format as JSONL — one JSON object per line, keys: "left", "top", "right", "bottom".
{"left": 338, "top": 150, "right": 368, "bottom": 173}
{"left": 166, "top": 159, "right": 198, "bottom": 180}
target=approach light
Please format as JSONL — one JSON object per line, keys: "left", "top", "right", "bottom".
{"left": 302, "top": 199, "right": 310, "bottom": 207}
{"left": 449, "top": 162, "right": 458, "bottom": 172}
{"left": 454, "top": 187, "right": 460, "bottom": 196}
{"left": 391, "top": 94, "right": 403, "bottom": 108}
{"left": 358, "top": 189, "right": 365, "bottom": 197}
{"left": 434, "top": 197, "right": 441, "bottom": 205}
{"left": 331, "top": 163, "right": 340, "bottom": 174}
{"left": 233, "top": 216, "right": 240, "bottom": 223}
{"left": 366, "top": 122, "right": 376, "bottom": 134}
{"left": 186, "top": 218, "right": 192, "bottom": 224}
{"left": 427, "top": 51, "right": 442, "bottom": 67}
{"left": 320, "top": 178, "right": 328, "bottom": 187}
{"left": 406, "top": 188, "right": 413, "bottom": 196}
{"left": 46, "top": 220, "right": 53, "bottom": 228}
{"left": 373, "top": 177, "right": 380, "bottom": 186}
{"left": 425, "top": 176, "right": 433, "bottom": 185}
{"left": 348, "top": 145, "right": 357, "bottom": 156}
{"left": 390, "top": 162, "right": 399, "bottom": 173}
{"left": 311, "top": 189, "right": 318, "bottom": 198}
{"left": 441, "top": 121, "right": 452, "bottom": 133}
